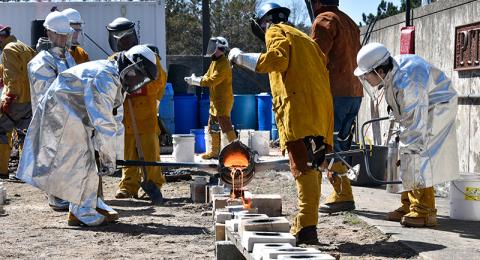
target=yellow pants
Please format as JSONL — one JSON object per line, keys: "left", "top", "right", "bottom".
{"left": 118, "top": 133, "right": 166, "bottom": 195}
{"left": 0, "top": 132, "right": 13, "bottom": 175}
{"left": 291, "top": 169, "right": 321, "bottom": 236}
{"left": 399, "top": 187, "right": 436, "bottom": 218}
{"left": 325, "top": 162, "right": 354, "bottom": 204}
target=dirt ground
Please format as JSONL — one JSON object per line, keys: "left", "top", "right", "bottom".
{"left": 1, "top": 158, "right": 421, "bottom": 260}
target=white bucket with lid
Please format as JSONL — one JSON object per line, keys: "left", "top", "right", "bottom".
{"left": 172, "top": 134, "right": 195, "bottom": 162}
{"left": 450, "top": 173, "right": 480, "bottom": 221}
{"left": 251, "top": 130, "right": 270, "bottom": 156}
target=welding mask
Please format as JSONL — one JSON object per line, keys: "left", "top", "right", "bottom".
{"left": 118, "top": 45, "right": 158, "bottom": 94}
{"left": 206, "top": 36, "right": 229, "bottom": 57}
{"left": 107, "top": 18, "right": 138, "bottom": 52}
{"left": 251, "top": 3, "right": 290, "bottom": 42}
{"left": 109, "top": 27, "right": 138, "bottom": 52}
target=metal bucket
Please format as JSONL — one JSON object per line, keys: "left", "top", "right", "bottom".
{"left": 350, "top": 144, "right": 388, "bottom": 187}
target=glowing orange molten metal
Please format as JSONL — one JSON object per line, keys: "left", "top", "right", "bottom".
{"left": 224, "top": 151, "right": 252, "bottom": 209}
{"left": 223, "top": 151, "right": 249, "bottom": 168}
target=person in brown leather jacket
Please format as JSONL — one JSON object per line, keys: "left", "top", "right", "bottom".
{"left": 310, "top": 0, "right": 363, "bottom": 213}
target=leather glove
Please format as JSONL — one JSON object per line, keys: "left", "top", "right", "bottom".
{"left": 286, "top": 139, "right": 311, "bottom": 178}
{"left": 228, "top": 47, "right": 260, "bottom": 72}
{"left": 0, "top": 93, "right": 17, "bottom": 114}
{"left": 184, "top": 73, "right": 202, "bottom": 86}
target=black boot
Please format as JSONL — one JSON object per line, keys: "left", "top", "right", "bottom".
{"left": 296, "top": 226, "right": 318, "bottom": 245}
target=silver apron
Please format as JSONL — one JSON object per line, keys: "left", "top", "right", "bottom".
{"left": 384, "top": 55, "right": 459, "bottom": 190}
{"left": 27, "top": 48, "right": 76, "bottom": 113}
{"left": 17, "top": 60, "right": 124, "bottom": 209}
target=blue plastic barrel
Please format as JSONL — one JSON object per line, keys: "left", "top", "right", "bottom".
{"left": 256, "top": 93, "right": 272, "bottom": 132}
{"left": 271, "top": 109, "right": 279, "bottom": 140}
{"left": 159, "top": 83, "right": 175, "bottom": 134}
{"left": 199, "top": 93, "right": 210, "bottom": 127}
{"left": 174, "top": 94, "right": 198, "bottom": 134}
{"left": 231, "top": 95, "right": 257, "bottom": 130}
{"left": 190, "top": 129, "right": 206, "bottom": 153}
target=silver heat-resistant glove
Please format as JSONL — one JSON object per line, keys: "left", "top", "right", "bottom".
{"left": 228, "top": 47, "right": 260, "bottom": 72}
{"left": 184, "top": 73, "right": 202, "bottom": 86}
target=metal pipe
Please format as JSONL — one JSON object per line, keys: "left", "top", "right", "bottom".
{"left": 84, "top": 32, "right": 111, "bottom": 57}
{"left": 202, "top": 0, "right": 211, "bottom": 74}
{"left": 406, "top": 0, "right": 411, "bottom": 26}
{"left": 304, "top": 0, "right": 315, "bottom": 23}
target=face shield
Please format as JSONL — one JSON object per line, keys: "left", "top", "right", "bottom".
{"left": 120, "top": 59, "right": 157, "bottom": 94}
{"left": 47, "top": 30, "right": 71, "bottom": 49}
{"left": 206, "top": 38, "right": 219, "bottom": 56}
{"left": 358, "top": 70, "right": 386, "bottom": 101}
{"left": 108, "top": 27, "right": 138, "bottom": 52}
{"left": 70, "top": 23, "right": 84, "bottom": 46}
{"left": 250, "top": 16, "right": 266, "bottom": 42}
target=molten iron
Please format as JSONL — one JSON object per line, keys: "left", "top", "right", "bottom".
{"left": 219, "top": 141, "right": 256, "bottom": 209}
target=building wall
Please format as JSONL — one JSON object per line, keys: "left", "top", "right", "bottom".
{"left": 0, "top": 1, "right": 167, "bottom": 68}
{"left": 359, "top": 0, "right": 480, "bottom": 173}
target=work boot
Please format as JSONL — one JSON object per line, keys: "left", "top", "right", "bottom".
{"left": 401, "top": 212, "right": 437, "bottom": 227}
{"left": 386, "top": 209, "right": 408, "bottom": 222}
{"left": 296, "top": 226, "right": 319, "bottom": 245}
{"left": 114, "top": 189, "right": 137, "bottom": 199}
{"left": 67, "top": 212, "right": 84, "bottom": 226}
{"left": 320, "top": 163, "right": 355, "bottom": 213}
{"left": 225, "top": 130, "right": 237, "bottom": 143}
{"left": 47, "top": 195, "right": 70, "bottom": 211}
{"left": 319, "top": 201, "right": 355, "bottom": 213}
{"left": 96, "top": 208, "right": 119, "bottom": 223}
{"left": 0, "top": 173, "right": 8, "bottom": 180}
{"left": 201, "top": 132, "right": 220, "bottom": 159}
{"left": 67, "top": 212, "right": 108, "bottom": 227}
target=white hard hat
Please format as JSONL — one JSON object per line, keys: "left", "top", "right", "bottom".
{"left": 43, "top": 11, "right": 73, "bottom": 35}
{"left": 125, "top": 44, "right": 157, "bottom": 65}
{"left": 215, "top": 36, "right": 229, "bottom": 49}
{"left": 354, "top": 42, "right": 391, "bottom": 76}
{"left": 62, "top": 8, "right": 84, "bottom": 24}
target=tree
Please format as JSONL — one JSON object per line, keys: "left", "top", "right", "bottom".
{"left": 165, "top": 0, "right": 203, "bottom": 55}
{"left": 359, "top": 0, "right": 424, "bottom": 27}
{"left": 166, "top": 0, "right": 313, "bottom": 55}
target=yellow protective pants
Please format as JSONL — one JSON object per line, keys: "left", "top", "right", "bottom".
{"left": 325, "top": 162, "right": 354, "bottom": 204}
{"left": 0, "top": 132, "right": 13, "bottom": 175}
{"left": 118, "top": 133, "right": 166, "bottom": 195}
{"left": 291, "top": 169, "right": 321, "bottom": 236}
{"left": 401, "top": 187, "right": 436, "bottom": 218}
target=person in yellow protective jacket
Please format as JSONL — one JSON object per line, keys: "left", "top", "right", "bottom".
{"left": 184, "top": 36, "right": 236, "bottom": 159}
{"left": 62, "top": 8, "right": 90, "bottom": 64}
{"left": 0, "top": 25, "right": 36, "bottom": 179}
{"left": 228, "top": 3, "right": 333, "bottom": 245}
{"left": 116, "top": 51, "right": 168, "bottom": 200}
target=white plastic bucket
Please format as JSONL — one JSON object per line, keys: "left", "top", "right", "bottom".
{"left": 172, "top": 134, "right": 195, "bottom": 162}
{"left": 450, "top": 173, "right": 480, "bottom": 221}
{"left": 203, "top": 126, "right": 211, "bottom": 153}
{"left": 251, "top": 130, "right": 270, "bottom": 156}
{"left": 239, "top": 129, "right": 255, "bottom": 147}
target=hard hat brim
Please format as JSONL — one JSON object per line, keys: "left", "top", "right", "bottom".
{"left": 354, "top": 66, "right": 368, "bottom": 77}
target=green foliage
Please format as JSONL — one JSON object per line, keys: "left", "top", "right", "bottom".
{"left": 359, "top": 0, "right": 427, "bottom": 27}
{"left": 166, "top": 0, "right": 264, "bottom": 55}
{"left": 210, "top": 0, "right": 264, "bottom": 52}
{"left": 165, "top": 0, "right": 203, "bottom": 55}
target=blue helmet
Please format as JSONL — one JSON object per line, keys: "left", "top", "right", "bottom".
{"left": 251, "top": 3, "right": 290, "bottom": 42}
